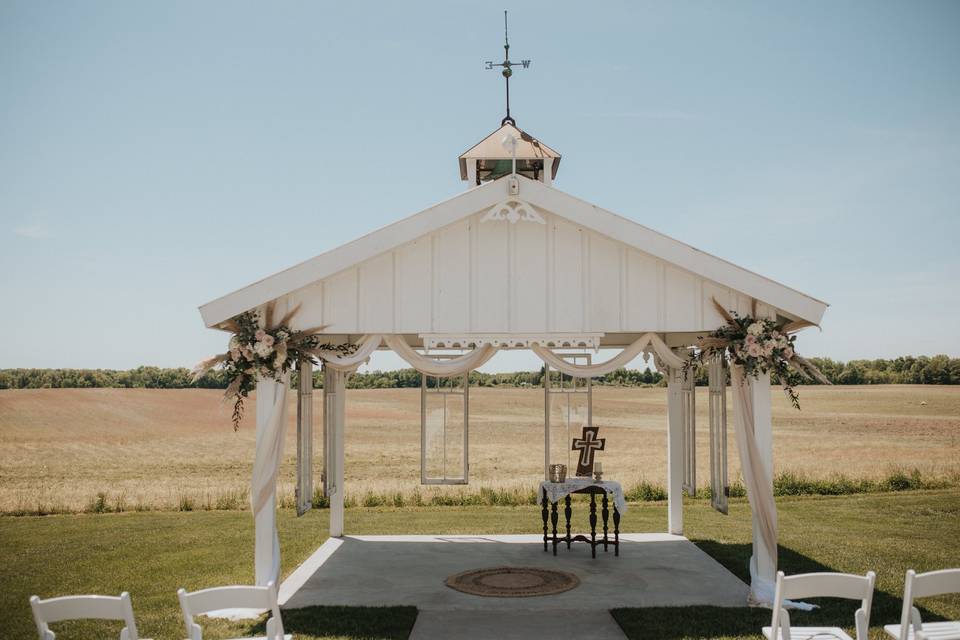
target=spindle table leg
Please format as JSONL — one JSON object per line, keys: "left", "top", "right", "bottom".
{"left": 589, "top": 493, "right": 597, "bottom": 559}
{"left": 602, "top": 493, "right": 610, "bottom": 552}
{"left": 613, "top": 506, "right": 621, "bottom": 557}
{"left": 551, "top": 500, "right": 559, "bottom": 556}
{"left": 541, "top": 489, "right": 549, "bottom": 552}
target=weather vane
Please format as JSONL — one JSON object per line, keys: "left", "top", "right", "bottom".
{"left": 485, "top": 10, "right": 530, "bottom": 126}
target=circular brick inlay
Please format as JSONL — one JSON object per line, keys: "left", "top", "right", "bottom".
{"left": 445, "top": 566, "right": 580, "bottom": 597}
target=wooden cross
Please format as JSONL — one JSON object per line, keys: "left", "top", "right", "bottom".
{"left": 572, "top": 426, "right": 605, "bottom": 477}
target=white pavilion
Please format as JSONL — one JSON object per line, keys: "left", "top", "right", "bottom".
{"left": 198, "top": 116, "right": 827, "bottom": 607}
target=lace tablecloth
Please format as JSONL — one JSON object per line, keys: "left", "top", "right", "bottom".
{"left": 539, "top": 478, "right": 627, "bottom": 513}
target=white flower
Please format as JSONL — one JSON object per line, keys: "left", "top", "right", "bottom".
{"left": 254, "top": 341, "right": 274, "bottom": 358}
{"left": 229, "top": 336, "right": 240, "bottom": 350}
{"left": 747, "top": 322, "right": 765, "bottom": 336}
{"left": 274, "top": 353, "right": 285, "bottom": 369}
{"left": 763, "top": 340, "right": 776, "bottom": 356}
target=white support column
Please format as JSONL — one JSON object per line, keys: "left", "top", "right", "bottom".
{"left": 544, "top": 363, "right": 550, "bottom": 481}
{"left": 666, "top": 357, "right": 685, "bottom": 535}
{"left": 295, "top": 360, "right": 313, "bottom": 516}
{"left": 749, "top": 371, "right": 776, "bottom": 585}
{"left": 324, "top": 366, "right": 346, "bottom": 538}
{"left": 542, "top": 158, "right": 553, "bottom": 187}
{"left": 254, "top": 376, "right": 286, "bottom": 586}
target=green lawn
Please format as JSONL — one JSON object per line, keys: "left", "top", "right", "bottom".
{"left": 1, "top": 491, "right": 958, "bottom": 639}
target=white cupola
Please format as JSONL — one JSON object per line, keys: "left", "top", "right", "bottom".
{"left": 458, "top": 122, "right": 561, "bottom": 187}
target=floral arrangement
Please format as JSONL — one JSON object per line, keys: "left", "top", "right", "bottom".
{"left": 687, "top": 299, "right": 829, "bottom": 409}
{"left": 192, "top": 303, "right": 355, "bottom": 429}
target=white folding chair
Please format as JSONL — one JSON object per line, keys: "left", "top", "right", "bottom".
{"left": 30, "top": 592, "right": 144, "bottom": 640}
{"left": 177, "top": 581, "right": 289, "bottom": 640}
{"left": 884, "top": 568, "right": 960, "bottom": 640}
{"left": 763, "top": 570, "right": 876, "bottom": 640}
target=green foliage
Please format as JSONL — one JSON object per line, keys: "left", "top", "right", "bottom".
{"left": 2, "top": 355, "right": 959, "bottom": 391}
{"left": 0, "top": 366, "right": 232, "bottom": 390}
{"left": 2, "top": 494, "right": 959, "bottom": 639}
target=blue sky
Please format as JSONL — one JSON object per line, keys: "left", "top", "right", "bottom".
{"left": 2, "top": 1, "right": 958, "bottom": 372}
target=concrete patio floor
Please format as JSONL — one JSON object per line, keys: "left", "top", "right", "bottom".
{"left": 279, "top": 533, "right": 749, "bottom": 609}
{"left": 278, "top": 533, "right": 749, "bottom": 639}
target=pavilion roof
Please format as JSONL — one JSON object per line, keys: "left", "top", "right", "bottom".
{"left": 199, "top": 176, "right": 827, "bottom": 335}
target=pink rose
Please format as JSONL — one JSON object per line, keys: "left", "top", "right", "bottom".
{"left": 255, "top": 329, "right": 266, "bottom": 341}
{"left": 747, "top": 343, "right": 763, "bottom": 358}
{"left": 745, "top": 334, "right": 757, "bottom": 345}
{"left": 262, "top": 333, "right": 275, "bottom": 347}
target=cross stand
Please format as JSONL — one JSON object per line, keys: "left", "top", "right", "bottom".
{"left": 542, "top": 485, "right": 620, "bottom": 558}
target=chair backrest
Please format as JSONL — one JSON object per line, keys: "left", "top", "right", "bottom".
{"left": 897, "top": 568, "right": 960, "bottom": 640}
{"left": 30, "top": 592, "right": 139, "bottom": 640}
{"left": 771, "top": 571, "right": 876, "bottom": 640}
{"left": 177, "top": 581, "right": 283, "bottom": 640}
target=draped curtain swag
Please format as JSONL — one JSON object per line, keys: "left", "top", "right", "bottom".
{"left": 313, "top": 332, "right": 685, "bottom": 378}
{"left": 530, "top": 332, "right": 684, "bottom": 377}
{"left": 730, "top": 365, "right": 813, "bottom": 610}
{"left": 252, "top": 372, "right": 289, "bottom": 586}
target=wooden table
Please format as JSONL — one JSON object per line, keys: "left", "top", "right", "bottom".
{"left": 541, "top": 483, "right": 621, "bottom": 558}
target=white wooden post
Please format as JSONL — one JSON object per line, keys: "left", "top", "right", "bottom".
{"left": 254, "top": 377, "right": 284, "bottom": 586}
{"left": 295, "top": 360, "right": 313, "bottom": 516}
{"left": 324, "top": 366, "right": 346, "bottom": 538}
{"left": 666, "top": 356, "right": 685, "bottom": 535}
{"left": 543, "top": 363, "right": 550, "bottom": 481}
{"left": 749, "top": 371, "right": 776, "bottom": 584}
{"left": 542, "top": 158, "right": 553, "bottom": 187}
{"left": 681, "top": 370, "right": 696, "bottom": 495}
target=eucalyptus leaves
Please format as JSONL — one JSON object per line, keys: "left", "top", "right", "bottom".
{"left": 192, "top": 304, "right": 355, "bottom": 429}
{"left": 688, "top": 299, "right": 829, "bottom": 409}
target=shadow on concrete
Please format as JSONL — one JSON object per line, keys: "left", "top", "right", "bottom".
{"left": 611, "top": 541, "right": 949, "bottom": 640}
{"left": 231, "top": 604, "right": 418, "bottom": 640}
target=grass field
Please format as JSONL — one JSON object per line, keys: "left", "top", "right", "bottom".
{"left": 1, "top": 385, "right": 958, "bottom": 513}
{"left": 2, "top": 491, "right": 958, "bottom": 639}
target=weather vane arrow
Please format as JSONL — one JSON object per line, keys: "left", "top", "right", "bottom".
{"left": 485, "top": 10, "right": 530, "bottom": 126}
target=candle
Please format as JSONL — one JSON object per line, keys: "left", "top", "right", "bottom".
{"left": 594, "top": 462, "right": 603, "bottom": 474}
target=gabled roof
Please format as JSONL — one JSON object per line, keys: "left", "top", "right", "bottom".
{"left": 199, "top": 176, "right": 828, "bottom": 329}
{"left": 458, "top": 123, "right": 561, "bottom": 180}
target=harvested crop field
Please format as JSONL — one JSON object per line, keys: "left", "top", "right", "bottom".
{"left": 0, "top": 385, "right": 957, "bottom": 513}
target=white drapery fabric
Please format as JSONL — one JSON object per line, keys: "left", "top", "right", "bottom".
{"left": 730, "top": 365, "right": 777, "bottom": 606}
{"left": 314, "top": 334, "right": 383, "bottom": 371}
{"left": 252, "top": 372, "right": 290, "bottom": 587}
{"left": 730, "top": 365, "right": 816, "bottom": 611}
{"left": 383, "top": 335, "right": 498, "bottom": 376}
{"left": 315, "top": 333, "right": 684, "bottom": 379}
{"left": 530, "top": 332, "right": 684, "bottom": 377}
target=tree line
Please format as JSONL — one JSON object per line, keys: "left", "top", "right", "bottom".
{"left": 1, "top": 355, "right": 958, "bottom": 390}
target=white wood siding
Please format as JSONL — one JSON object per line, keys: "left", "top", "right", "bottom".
{"left": 284, "top": 209, "right": 767, "bottom": 336}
